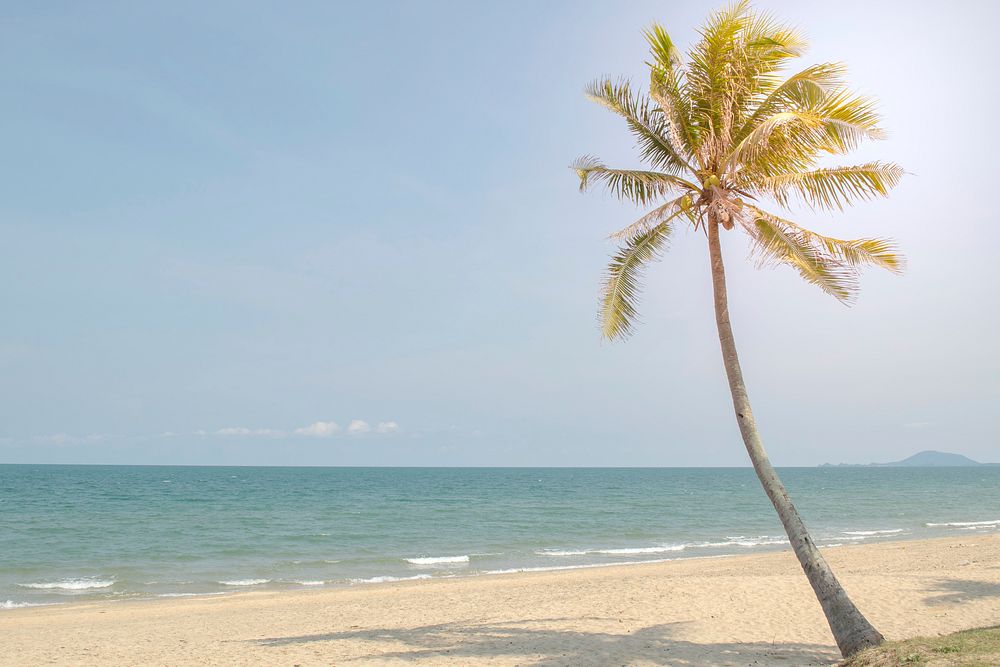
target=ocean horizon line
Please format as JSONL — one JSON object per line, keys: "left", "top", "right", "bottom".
{"left": 0, "top": 462, "right": 969, "bottom": 469}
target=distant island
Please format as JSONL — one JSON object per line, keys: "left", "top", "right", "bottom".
{"left": 820, "top": 450, "right": 998, "bottom": 467}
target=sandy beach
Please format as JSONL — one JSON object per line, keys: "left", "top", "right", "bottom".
{"left": 0, "top": 535, "right": 996, "bottom": 666}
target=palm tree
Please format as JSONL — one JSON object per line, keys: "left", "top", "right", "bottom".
{"left": 573, "top": 1, "right": 902, "bottom": 658}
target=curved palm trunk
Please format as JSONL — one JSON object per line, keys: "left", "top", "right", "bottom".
{"left": 706, "top": 217, "right": 884, "bottom": 658}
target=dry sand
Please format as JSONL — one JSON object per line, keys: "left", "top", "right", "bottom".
{"left": 2, "top": 535, "right": 997, "bottom": 666}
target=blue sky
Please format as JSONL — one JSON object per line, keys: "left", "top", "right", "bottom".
{"left": 1, "top": 0, "right": 998, "bottom": 466}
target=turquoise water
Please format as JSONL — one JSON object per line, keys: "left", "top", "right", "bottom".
{"left": 2, "top": 465, "right": 998, "bottom": 608}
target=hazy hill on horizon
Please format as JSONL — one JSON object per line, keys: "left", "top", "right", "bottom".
{"left": 821, "top": 450, "right": 996, "bottom": 467}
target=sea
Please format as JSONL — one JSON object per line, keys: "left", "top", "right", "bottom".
{"left": 1, "top": 465, "right": 998, "bottom": 610}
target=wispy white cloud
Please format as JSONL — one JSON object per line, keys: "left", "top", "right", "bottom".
{"left": 33, "top": 432, "right": 107, "bottom": 445}
{"left": 347, "top": 419, "right": 371, "bottom": 435}
{"left": 215, "top": 427, "right": 285, "bottom": 437}
{"left": 23, "top": 420, "right": 401, "bottom": 445}
{"left": 294, "top": 421, "right": 340, "bottom": 437}
{"left": 35, "top": 432, "right": 74, "bottom": 445}
{"left": 376, "top": 421, "right": 401, "bottom": 434}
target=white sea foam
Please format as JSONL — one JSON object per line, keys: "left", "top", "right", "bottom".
{"left": 485, "top": 558, "right": 680, "bottom": 575}
{"left": 843, "top": 529, "right": 904, "bottom": 536}
{"left": 2, "top": 600, "right": 48, "bottom": 609}
{"left": 492, "top": 552, "right": 742, "bottom": 577}
{"left": 539, "top": 537, "right": 786, "bottom": 557}
{"left": 218, "top": 579, "right": 270, "bottom": 586}
{"left": 925, "top": 519, "right": 999, "bottom": 528}
{"left": 595, "top": 545, "right": 686, "bottom": 555}
{"left": 292, "top": 580, "right": 325, "bottom": 586}
{"left": 349, "top": 574, "right": 432, "bottom": 584}
{"left": 719, "top": 536, "right": 789, "bottom": 547}
{"left": 18, "top": 578, "right": 114, "bottom": 591}
{"left": 405, "top": 555, "right": 470, "bottom": 566}
{"left": 685, "top": 536, "right": 787, "bottom": 549}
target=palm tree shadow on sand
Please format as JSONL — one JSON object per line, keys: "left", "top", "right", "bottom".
{"left": 924, "top": 579, "right": 1000, "bottom": 607}
{"left": 251, "top": 618, "right": 839, "bottom": 665}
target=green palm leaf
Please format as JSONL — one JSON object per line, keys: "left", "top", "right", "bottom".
{"left": 726, "top": 94, "right": 886, "bottom": 179}
{"left": 734, "top": 62, "right": 847, "bottom": 143}
{"left": 585, "top": 79, "right": 689, "bottom": 173}
{"left": 811, "top": 90, "right": 886, "bottom": 151}
{"left": 601, "top": 222, "right": 673, "bottom": 340}
{"left": 747, "top": 207, "right": 905, "bottom": 301}
{"left": 686, "top": 1, "right": 806, "bottom": 146}
{"left": 755, "top": 162, "right": 905, "bottom": 210}
{"left": 644, "top": 24, "right": 701, "bottom": 164}
{"left": 608, "top": 195, "right": 692, "bottom": 240}
{"left": 573, "top": 156, "right": 696, "bottom": 206}
{"left": 778, "top": 217, "right": 905, "bottom": 274}
{"left": 749, "top": 213, "right": 857, "bottom": 301}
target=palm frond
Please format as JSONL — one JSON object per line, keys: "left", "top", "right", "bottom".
{"left": 748, "top": 213, "right": 857, "bottom": 302}
{"left": 648, "top": 69, "right": 700, "bottom": 168}
{"left": 727, "top": 91, "right": 886, "bottom": 180}
{"left": 609, "top": 195, "right": 693, "bottom": 240}
{"left": 755, "top": 161, "right": 904, "bottom": 210}
{"left": 645, "top": 24, "right": 701, "bottom": 164}
{"left": 685, "top": 0, "right": 753, "bottom": 136}
{"left": 745, "top": 206, "right": 904, "bottom": 302}
{"left": 685, "top": 1, "right": 806, "bottom": 152}
{"left": 734, "top": 62, "right": 847, "bottom": 143}
{"left": 724, "top": 109, "right": 824, "bottom": 174}
{"left": 644, "top": 22, "right": 682, "bottom": 69}
{"left": 813, "top": 235, "right": 904, "bottom": 274}
{"left": 573, "top": 156, "right": 696, "bottom": 206}
{"left": 812, "top": 90, "right": 886, "bottom": 152}
{"left": 736, "top": 10, "right": 808, "bottom": 105}
{"left": 601, "top": 221, "right": 673, "bottom": 340}
{"left": 585, "top": 78, "right": 690, "bottom": 173}
{"left": 776, "top": 216, "right": 905, "bottom": 273}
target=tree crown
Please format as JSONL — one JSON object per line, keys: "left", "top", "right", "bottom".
{"left": 575, "top": 0, "right": 904, "bottom": 340}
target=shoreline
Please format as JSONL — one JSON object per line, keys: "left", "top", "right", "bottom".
{"left": 7, "top": 528, "right": 995, "bottom": 610}
{"left": 3, "top": 534, "right": 998, "bottom": 665}
{"left": 1, "top": 531, "right": 976, "bottom": 612}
